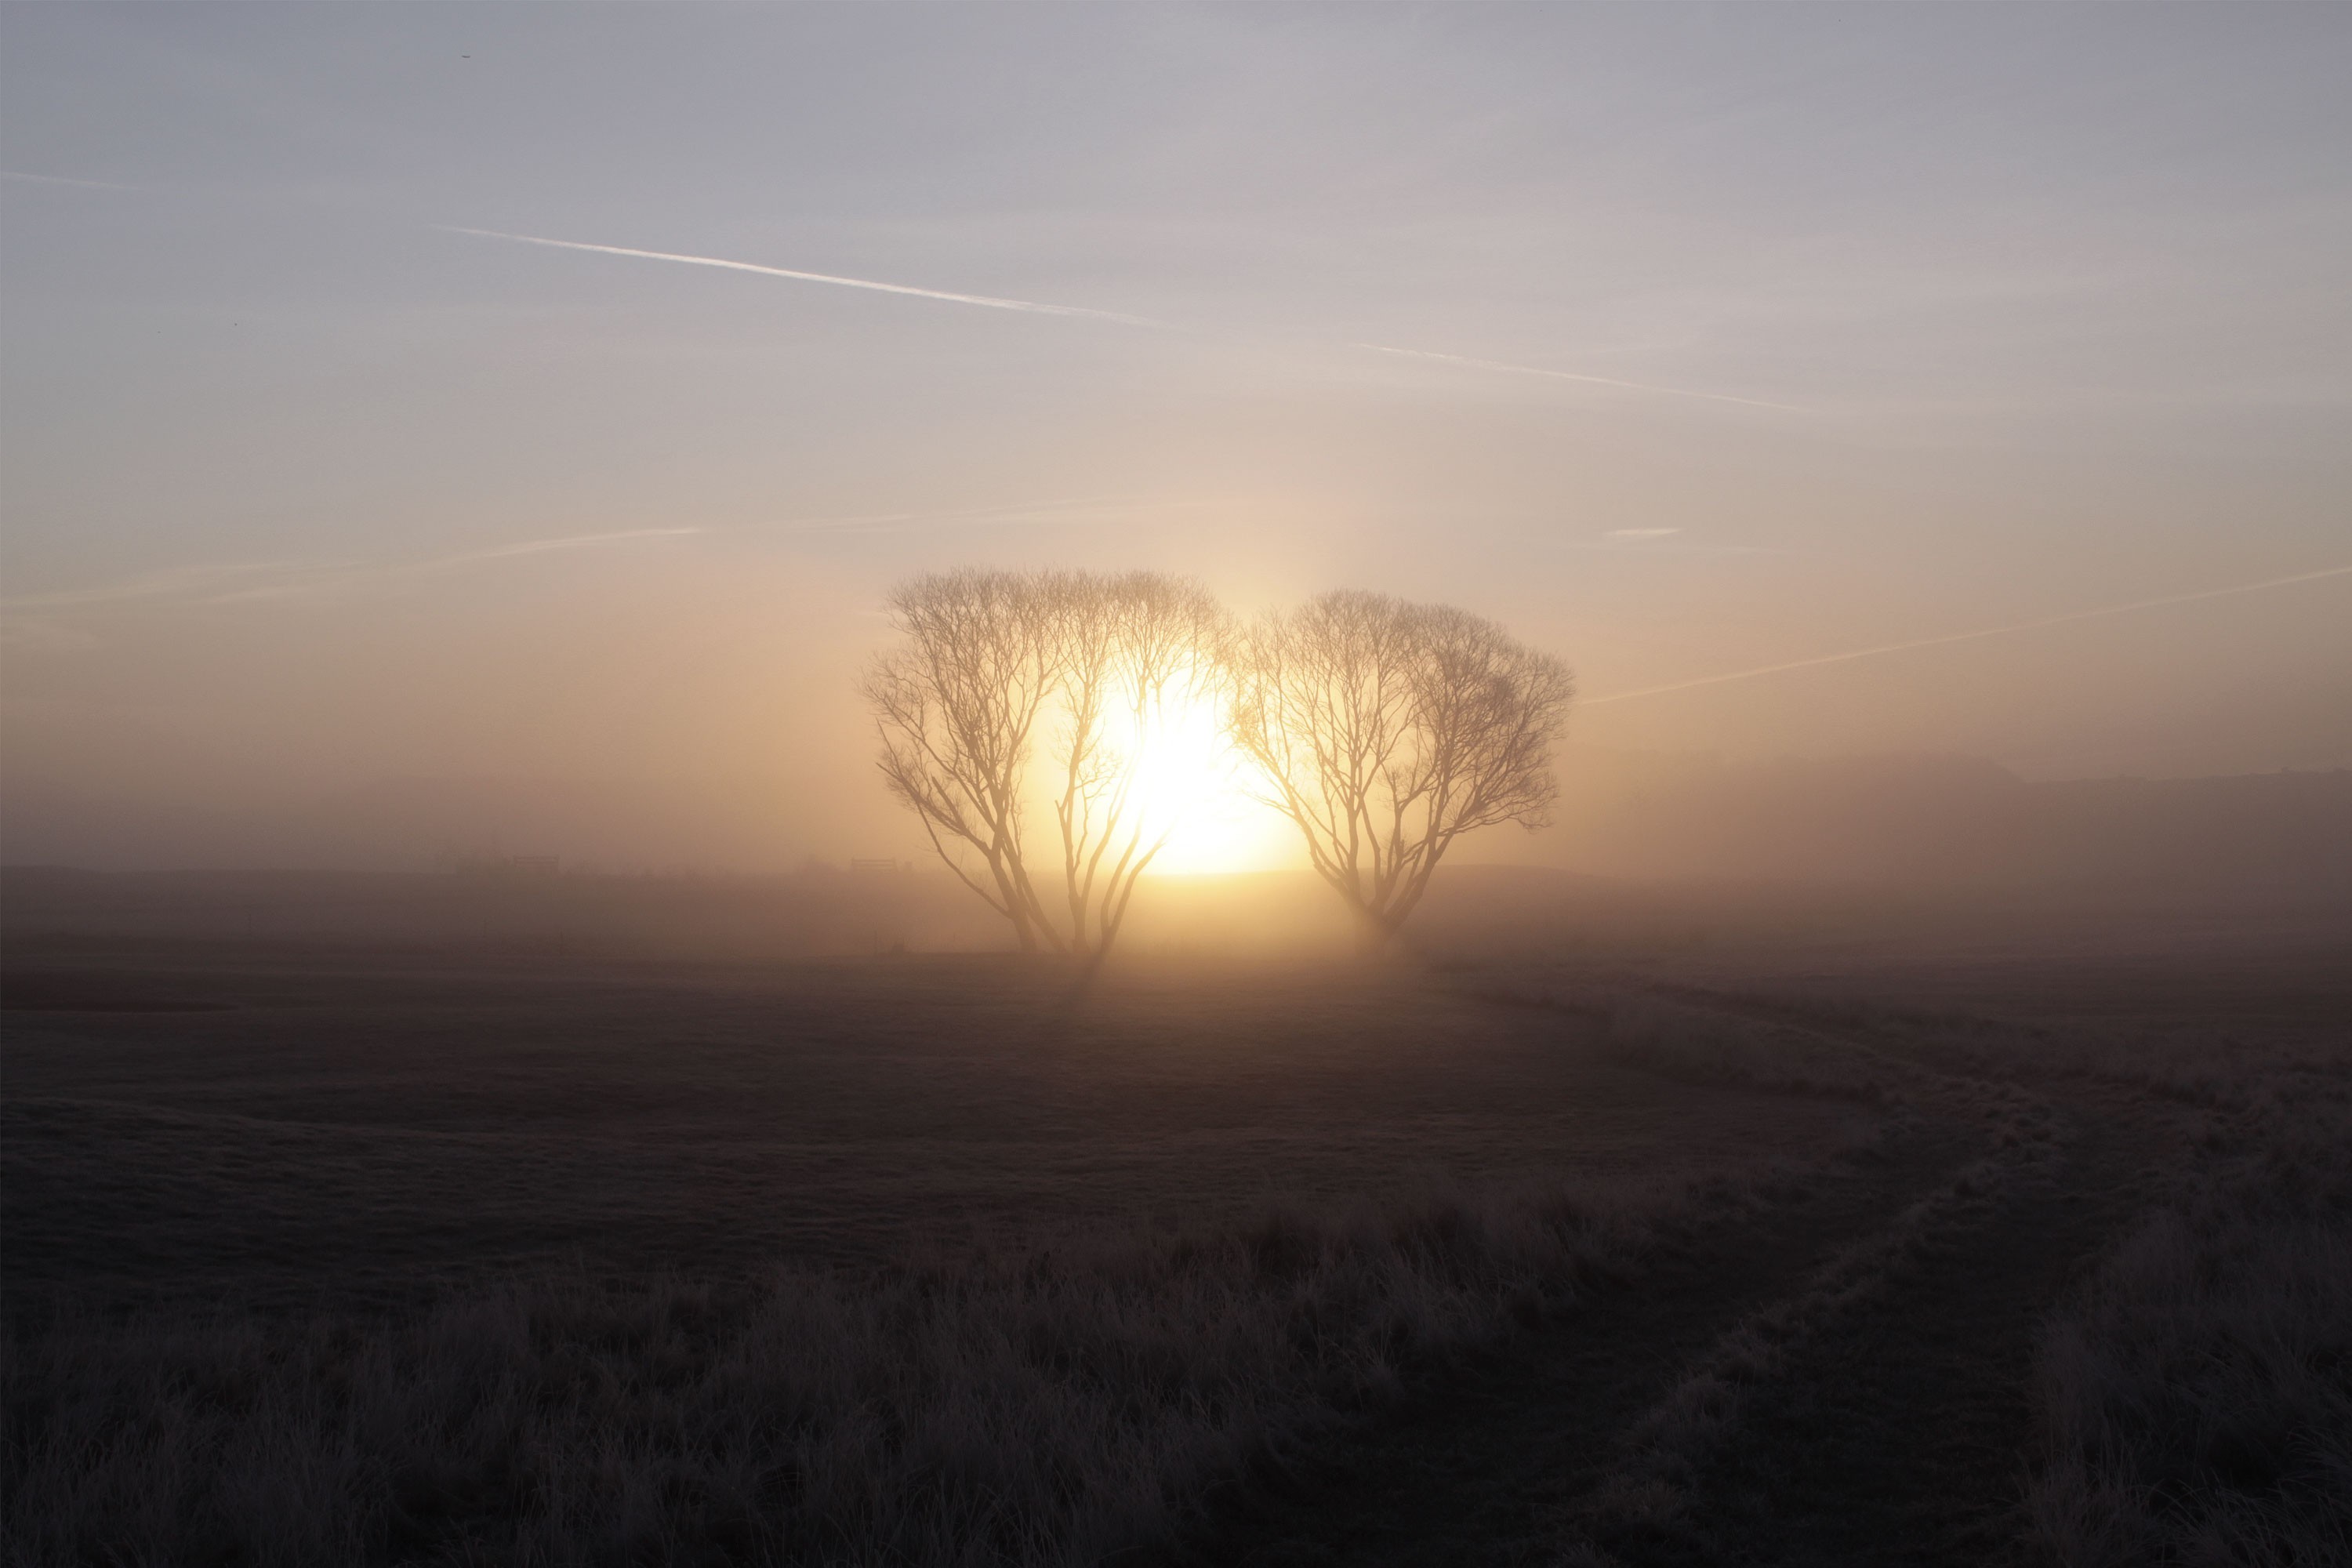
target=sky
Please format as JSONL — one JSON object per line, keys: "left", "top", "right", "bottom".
{"left": 2, "top": 4, "right": 2347, "bottom": 871}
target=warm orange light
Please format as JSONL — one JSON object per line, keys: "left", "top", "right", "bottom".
{"left": 1120, "top": 686, "right": 1295, "bottom": 876}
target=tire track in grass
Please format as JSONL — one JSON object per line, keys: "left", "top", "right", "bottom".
{"left": 1558, "top": 1094, "right": 2074, "bottom": 1563}
{"left": 1555, "top": 989, "right": 2170, "bottom": 1568}
{"left": 1148, "top": 990, "right": 1991, "bottom": 1566}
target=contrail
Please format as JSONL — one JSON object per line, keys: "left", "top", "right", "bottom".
{"left": 16, "top": 189, "right": 1796, "bottom": 408}
{"left": 1582, "top": 564, "right": 2352, "bottom": 706}
{"left": 0, "top": 169, "right": 144, "bottom": 192}
{"left": 439, "top": 227, "right": 1178, "bottom": 328}
{"left": 2, "top": 503, "right": 1163, "bottom": 616}
{"left": 0, "top": 561, "right": 301, "bottom": 611}
{"left": 442, "top": 227, "right": 1796, "bottom": 410}
{"left": 761, "top": 495, "right": 1189, "bottom": 536}
{"left": 424, "top": 526, "right": 705, "bottom": 567}
{"left": 1356, "top": 343, "right": 1812, "bottom": 413}
{"left": 5, "top": 528, "right": 709, "bottom": 612}
{"left": 202, "top": 526, "right": 712, "bottom": 601}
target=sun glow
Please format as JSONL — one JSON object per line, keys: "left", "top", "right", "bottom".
{"left": 1119, "top": 689, "right": 1296, "bottom": 876}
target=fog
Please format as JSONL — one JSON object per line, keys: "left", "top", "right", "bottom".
{"left": 3, "top": 5, "right": 2348, "bottom": 883}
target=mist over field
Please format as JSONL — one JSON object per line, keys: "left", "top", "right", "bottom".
{"left": 3, "top": 6, "right": 2348, "bottom": 1566}
{"left": 7, "top": 744, "right": 2352, "bottom": 901}
{"left": 4, "top": 6, "right": 2349, "bottom": 884}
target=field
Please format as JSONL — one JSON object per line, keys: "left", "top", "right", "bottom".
{"left": 4, "top": 909, "right": 2347, "bottom": 1565}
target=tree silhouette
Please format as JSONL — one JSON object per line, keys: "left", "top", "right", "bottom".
{"left": 1048, "top": 572, "right": 1228, "bottom": 955}
{"left": 1228, "top": 590, "right": 1572, "bottom": 942}
{"left": 864, "top": 569, "right": 1062, "bottom": 951}
{"left": 862, "top": 568, "right": 1225, "bottom": 958}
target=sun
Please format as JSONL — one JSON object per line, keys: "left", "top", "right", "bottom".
{"left": 1120, "top": 688, "right": 1297, "bottom": 876}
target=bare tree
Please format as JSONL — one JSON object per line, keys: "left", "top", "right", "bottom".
{"left": 862, "top": 568, "right": 1227, "bottom": 958}
{"left": 862, "top": 569, "right": 1065, "bottom": 951}
{"left": 1048, "top": 572, "right": 1229, "bottom": 956}
{"left": 1228, "top": 590, "right": 1572, "bottom": 942}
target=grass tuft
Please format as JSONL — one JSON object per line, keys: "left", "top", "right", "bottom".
{"left": 2028, "top": 1111, "right": 2352, "bottom": 1568}
{"left": 2, "top": 1179, "right": 1679, "bottom": 1567}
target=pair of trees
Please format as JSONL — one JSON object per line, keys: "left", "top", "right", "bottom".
{"left": 862, "top": 568, "right": 1573, "bottom": 958}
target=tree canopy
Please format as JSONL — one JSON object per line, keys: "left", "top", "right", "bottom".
{"left": 1228, "top": 590, "right": 1573, "bottom": 940}
{"left": 863, "top": 574, "right": 1570, "bottom": 953}
{"left": 861, "top": 568, "right": 1225, "bottom": 958}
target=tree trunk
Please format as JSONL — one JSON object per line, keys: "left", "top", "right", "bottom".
{"left": 1349, "top": 902, "right": 1399, "bottom": 959}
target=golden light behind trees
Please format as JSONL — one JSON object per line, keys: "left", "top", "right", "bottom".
{"left": 862, "top": 569, "right": 1227, "bottom": 956}
{"left": 1229, "top": 591, "right": 1573, "bottom": 941}
{"left": 862, "top": 572, "right": 1573, "bottom": 956}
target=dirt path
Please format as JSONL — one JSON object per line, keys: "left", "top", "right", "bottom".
{"left": 1157, "top": 992, "right": 2179, "bottom": 1568}
{"left": 1149, "top": 1120, "right": 1980, "bottom": 1564}
{"left": 1571, "top": 1087, "right": 2161, "bottom": 1566}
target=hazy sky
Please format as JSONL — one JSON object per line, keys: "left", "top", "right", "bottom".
{"left": 3, "top": 5, "right": 2347, "bottom": 869}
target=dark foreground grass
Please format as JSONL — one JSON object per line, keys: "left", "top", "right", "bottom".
{"left": 2, "top": 1177, "right": 1718, "bottom": 1567}
{"left": 2030, "top": 1098, "right": 2352, "bottom": 1567}
{"left": 13, "top": 949, "right": 2340, "bottom": 1566}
